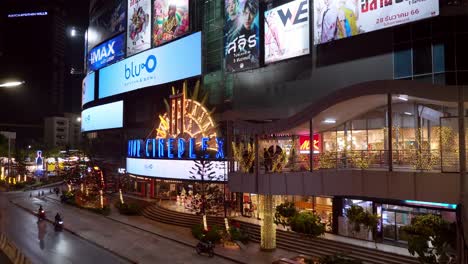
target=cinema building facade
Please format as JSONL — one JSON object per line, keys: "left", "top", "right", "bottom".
{"left": 82, "top": 0, "right": 468, "bottom": 260}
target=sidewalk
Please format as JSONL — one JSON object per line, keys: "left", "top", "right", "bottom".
{"left": 14, "top": 194, "right": 299, "bottom": 264}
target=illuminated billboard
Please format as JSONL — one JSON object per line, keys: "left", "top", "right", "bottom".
{"left": 224, "top": 0, "right": 260, "bottom": 72}
{"left": 82, "top": 72, "right": 95, "bottom": 106}
{"left": 264, "top": 0, "right": 310, "bottom": 64}
{"left": 314, "top": 0, "right": 438, "bottom": 44}
{"left": 99, "top": 32, "right": 201, "bottom": 99}
{"left": 153, "top": 0, "right": 190, "bottom": 47}
{"left": 127, "top": 158, "right": 227, "bottom": 181}
{"left": 88, "top": 0, "right": 126, "bottom": 50}
{"left": 88, "top": 33, "right": 125, "bottom": 72}
{"left": 127, "top": 0, "right": 152, "bottom": 56}
{"left": 81, "top": 101, "right": 123, "bottom": 132}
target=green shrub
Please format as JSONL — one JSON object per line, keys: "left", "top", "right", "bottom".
{"left": 88, "top": 205, "right": 111, "bottom": 216}
{"left": 274, "top": 202, "right": 298, "bottom": 228}
{"left": 229, "top": 226, "right": 249, "bottom": 244}
{"left": 319, "top": 253, "right": 362, "bottom": 264}
{"left": 191, "top": 224, "right": 223, "bottom": 243}
{"left": 115, "top": 201, "right": 141, "bottom": 215}
{"left": 290, "top": 211, "right": 326, "bottom": 238}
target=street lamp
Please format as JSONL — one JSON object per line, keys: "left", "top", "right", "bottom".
{"left": 0, "top": 81, "right": 24, "bottom": 88}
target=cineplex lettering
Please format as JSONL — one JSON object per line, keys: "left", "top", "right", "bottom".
{"left": 127, "top": 137, "right": 225, "bottom": 160}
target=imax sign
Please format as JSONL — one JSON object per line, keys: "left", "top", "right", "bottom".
{"left": 88, "top": 33, "right": 125, "bottom": 72}
{"left": 99, "top": 32, "right": 202, "bottom": 99}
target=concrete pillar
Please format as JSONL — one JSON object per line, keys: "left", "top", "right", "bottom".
{"left": 260, "top": 194, "right": 276, "bottom": 251}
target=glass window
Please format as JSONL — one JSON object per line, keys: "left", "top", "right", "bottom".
{"left": 433, "top": 42, "right": 445, "bottom": 73}
{"left": 323, "top": 131, "right": 337, "bottom": 152}
{"left": 394, "top": 44, "right": 412, "bottom": 78}
{"left": 413, "top": 40, "right": 432, "bottom": 75}
{"left": 456, "top": 34, "right": 468, "bottom": 70}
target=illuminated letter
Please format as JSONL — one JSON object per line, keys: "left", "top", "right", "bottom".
{"left": 145, "top": 139, "right": 151, "bottom": 157}
{"left": 128, "top": 140, "right": 133, "bottom": 157}
{"left": 158, "top": 139, "right": 165, "bottom": 158}
{"left": 201, "top": 137, "right": 209, "bottom": 159}
{"left": 178, "top": 138, "right": 186, "bottom": 158}
{"left": 189, "top": 138, "right": 196, "bottom": 159}
{"left": 136, "top": 140, "right": 141, "bottom": 157}
{"left": 152, "top": 139, "right": 156, "bottom": 158}
{"left": 167, "top": 138, "right": 175, "bottom": 159}
{"left": 215, "top": 138, "right": 225, "bottom": 159}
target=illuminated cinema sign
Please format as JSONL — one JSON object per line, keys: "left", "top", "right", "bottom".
{"left": 88, "top": 33, "right": 125, "bottom": 72}
{"left": 127, "top": 137, "right": 225, "bottom": 160}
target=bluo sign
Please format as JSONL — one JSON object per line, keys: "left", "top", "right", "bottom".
{"left": 125, "top": 54, "right": 157, "bottom": 79}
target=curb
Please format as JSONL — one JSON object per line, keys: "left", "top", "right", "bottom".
{"left": 9, "top": 200, "right": 137, "bottom": 264}
{"left": 43, "top": 196, "right": 245, "bottom": 264}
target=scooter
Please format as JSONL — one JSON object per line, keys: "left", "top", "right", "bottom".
{"left": 38, "top": 209, "right": 45, "bottom": 221}
{"left": 195, "top": 240, "right": 214, "bottom": 257}
{"left": 54, "top": 218, "right": 63, "bottom": 231}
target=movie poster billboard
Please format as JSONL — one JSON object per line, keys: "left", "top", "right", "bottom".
{"left": 224, "top": 0, "right": 260, "bottom": 72}
{"left": 153, "top": 0, "right": 190, "bottom": 47}
{"left": 264, "top": 0, "right": 310, "bottom": 64}
{"left": 88, "top": 0, "right": 126, "bottom": 50}
{"left": 127, "top": 0, "right": 152, "bottom": 56}
{"left": 314, "top": 0, "right": 438, "bottom": 44}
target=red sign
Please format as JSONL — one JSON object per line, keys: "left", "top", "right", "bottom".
{"left": 299, "top": 134, "right": 320, "bottom": 153}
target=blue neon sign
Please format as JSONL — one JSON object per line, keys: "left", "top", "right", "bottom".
{"left": 128, "top": 137, "right": 225, "bottom": 160}
{"left": 99, "top": 32, "right": 202, "bottom": 99}
{"left": 88, "top": 33, "right": 125, "bottom": 72}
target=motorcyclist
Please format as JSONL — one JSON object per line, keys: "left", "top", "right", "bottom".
{"left": 55, "top": 213, "right": 62, "bottom": 223}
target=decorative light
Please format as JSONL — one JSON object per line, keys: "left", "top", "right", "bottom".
{"left": 203, "top": 215, "right": 208, "bottom": 231}
{"left": 12, "top": 178, "right": 16, "bottom": 185}
{"left": 86, "top": 188, "right": 89, "bottom": 196}
{"left": 100, "top": 189, "right": 104, "bottom": 209}
{"left": 67, "top": 184, "right": 71, "bottom": 192}
{"left": 224, "top": 218, "right": 230, "bottom": 232}
{"left": 119, "top": 189, "right": 124, "bottom": 204}
{"left": 76, "top": 117, "right": 81, "bottom": 122}
{"left": 80, "top": 183, "right": 84, "bottom": 192}
{"left": 1, "top": 167, "right": 4, "bottom": 180}
{"left": 404, "top": 112, "right": 412, "bottom": 116}
{"left": 323, "top": 119, "right": 336, "bottom": 124}
{"left": 17, "top": 175, "right": 20, "bottom": 183}
{"left": 23, "top": 175, "right": 26, "bottom": 182}
{"left": 93, "top": 166, "right": 100, "bottom": 170}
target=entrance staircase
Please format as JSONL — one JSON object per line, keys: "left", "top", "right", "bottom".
{"left": 143, "top": 204, "right": 419, "bottom": 264}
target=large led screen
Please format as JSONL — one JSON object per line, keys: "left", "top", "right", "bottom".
{"left": 127, "top": 0, "right": 152, "bottom": 56}
{"left": 264, "top": 0, "right": 310, "bottom": 64}
{"left": 81, "top": 101, "right": 123, "bottom": 132}
{"left": 126, "top": 158, "right": 228, "bottom": 181}
{"left": 153, "top": 0, "right": 190, "bottom": 47}
{"left": 224, "top": 0, "right": 260, "bottom": 72}
{"left": 314, "top": 0, "right": 438, "bottom": 44}
{"left": 82, "top": 72, "right": 95, "bottom": 106}
{"left": 99, "top": 32, "right": 201, "bottom": 99}
{"left": 88, "top": 33, "right": 125, "bottom": 72}
{"left": 88, "top": 0, "right": 126, "bottom": 50}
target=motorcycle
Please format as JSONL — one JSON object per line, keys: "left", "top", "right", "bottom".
{"left": 38, "top": 209, "right": 45, "bottom": 221}
{"left": 54, "top": 218, "right": 63, "bottom": 231}
{"left": 195, "top": 240, "right": 214, "bottom": 257}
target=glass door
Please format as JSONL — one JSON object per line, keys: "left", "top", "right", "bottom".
{"left": 382, "top": 210, "right": 396, "bottom": 241}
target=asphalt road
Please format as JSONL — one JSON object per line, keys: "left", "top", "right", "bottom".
{"left": 0, "top": 191, "right": 130, "bottom": 264}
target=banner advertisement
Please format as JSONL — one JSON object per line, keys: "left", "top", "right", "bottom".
{"left": 99, "top": 32, "right": 201, "bottom": 99}
{"left": 314, "top": 0, "right": 439, "bottom": 44}
{"left": 127, "top": 0, "right": 152, "bottom": 56}
{"left": 82, "top": 72, "right": 95, "bottom": 106}
{"left": 88, "top": 0, "right": 126, "bottom": 50}
{"left": 81, "top": 101, "right": 123, "bottom": 132}
{"left": 264, "top": 0, "right": 310, "bottom": 64}
{"left": 153, "top": 0, "right": 190, "bottom": 47}
{"left": 224, "top": 0, "right": 260, "bottom": 72}
{"left": 126, "top": 158, "right": 228, "bottom": 181}
{"left": 88, "top": 33, "right": 125, "bottom": 72}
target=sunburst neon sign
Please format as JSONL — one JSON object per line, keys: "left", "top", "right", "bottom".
{"left": 128, "top": 83, "right": 224, "bottom": 160}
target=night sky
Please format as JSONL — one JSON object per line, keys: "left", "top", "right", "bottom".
{"left": 0, "top": 0, "right": 89, "bottom": 128}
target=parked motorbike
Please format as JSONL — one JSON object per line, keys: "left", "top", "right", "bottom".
{"left": 195, "top": 240, "right": 214, "bottom": 257}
